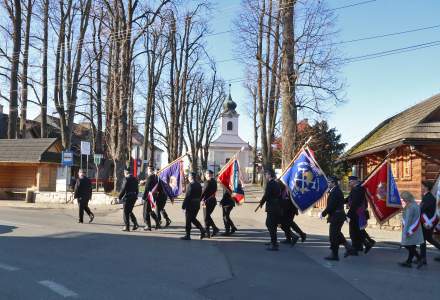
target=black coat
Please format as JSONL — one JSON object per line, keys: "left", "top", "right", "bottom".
{"left": 259, "top": 179, "right": 282, "bottom": 214}
{"left": 201, "top": 178, "right": 217, "bottom": 202}
{"left": 119, "top": 175, "right": 139, "bottom": 201}
{"left": 220, "top": 191, "right": 235, "bottom": 207}
{"left": 420, "top": 192, "right": 437, "bottom": 218}
{"left": 346, "top": 185, "right": 366, "bottom": 220}
{"left": 74, "top": 176, "right": 92, "bottom": 201}
{"left": 322, "top": 185, "right": 346, "bottom": 223}
{"left": 142, "top": 174, "right": 159, "bottom": 201}
{"left": 182, "top": 181, "right": 202, "bottom": 210}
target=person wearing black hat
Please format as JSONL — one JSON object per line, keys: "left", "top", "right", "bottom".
{"left": 74, "top": 169, "right": 94, "bottom": 224}
{"left": 201, "top": 170, "right": 219, "bottom": 238}
{"left": 321, "top": 176, "right": 354, "bottom": 260}
{"left": 118, "top": 168, "right": 140, "bottom": 232}
{"left": 220, "top": 189, "right": 237, "bottom": 236}
{"left": 156, "top": 168, "right": 172, "bottom": 228}
{"left": 420, "top": 180, "right": 440, "bottom": 265}
{"left": 258, "top": 168, "right": 283, "bottom": 251}
{"left": 277, "top": 179, "right": 299, "bottom": 246}
{"left": 181, "top": 172, "right": 206, "bottom": 240}
{"left": 142, "top": 166, "right": 160, "bottom": 230}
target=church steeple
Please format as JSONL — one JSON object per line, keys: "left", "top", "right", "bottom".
{"left": 222, "top": 84, "right": 238, "bottom": 115}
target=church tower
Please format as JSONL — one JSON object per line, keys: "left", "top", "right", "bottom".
{"left": 220, "top": 91, "right": 239, "bottom": 136}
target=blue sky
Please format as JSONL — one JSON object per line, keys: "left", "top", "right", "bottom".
{"left": 206, "top": 0, "right": 440, "bottom": 150}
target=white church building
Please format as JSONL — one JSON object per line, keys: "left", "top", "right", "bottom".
{"left": 208, "top": 91, "right": 252, "bottom": 182}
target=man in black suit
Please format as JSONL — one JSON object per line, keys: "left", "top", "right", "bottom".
{"left": 119, "top": 168, "right": 140, "bottom": 232}
{"left": 74, "top": 169, "right": 94, "bottom": 224}
{"left": 142, "top": 166, "right": 159, "bottom": 230}
{"left": 201, "top": 170, "right": 219, "bottom": 238}
{"left": 420, "top": 180, "right": 440, "bottom": 264}
{"left": 181, "top": 172, "right": 206, "bottom": 240}
{"left": 321, "top": 176, "right": 354, "bottom": 261}
{"left": 259, "top": 168, "right": 283, "bottom": 251}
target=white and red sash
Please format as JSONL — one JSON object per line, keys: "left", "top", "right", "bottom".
{"left": 402, "top": 217, "right": 421, "bottom": 236}
{"left": 421, "top": 213, "right": 438, "bottom": 230}
{"left": 147, "top": 182, "right": 159, "bottom": 209}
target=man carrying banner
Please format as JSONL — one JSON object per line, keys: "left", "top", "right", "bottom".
{"left": 119, "top": 168, "right": 140, "bottom": 232}
{"left": 156, "top": 168, "right": 172, "bottom": 228}
{"left": 201, "top": 170, "right": 219, "bottom": 238}
{"left": 142, "top": 166, "right": 159, "bottom": 231}
{"left": 259, "top": 168, "right": 283, "bottom": 251}
{"left": 321, "top": 176, "right": 354, "bottom": 260}
{"left": 181, "top": 172, "right": 206, "bottom": 240}
{"left": 278, "top": 179, "right": 300, "bottom": 246}
{"left": 220, "top": 189, "right": 237, "bottom": 236}
{"left": 420, "top": 180, "right": 440, "bottom": 265}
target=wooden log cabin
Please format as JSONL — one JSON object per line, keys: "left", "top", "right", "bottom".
{"left": 342, "top": 93, "right": 440, "bottom": 201}
{"left": 0, "top": 138, "right": 62, "bottom": 200}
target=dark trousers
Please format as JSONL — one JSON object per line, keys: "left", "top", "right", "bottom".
{"left": 222, "top": 206, "right": 236, "bottom": 232}
{"left": 185, "top": 206, "right": 204, "bottom": 236}
{"left": 281, "top": 212, "right": 298, "bottom": 241}
{"left": 266, "top": 212, "right": 281, "bottom": 246}
{"left": 349, "top": 217, "right": 364, "bottom": 251}
{"left": 143, "top": 200, "right": 158, "bottom": 228}
{"left": 155, "top": 200, "right": 168, "bottom": 224}
{"left": 405, "top": 245, "right": 421, "bottom": 263}
{"left": 421, "top": 227, "right": 440, "bottom": 259}
{"left": 330, "top": 220, "right": 346, "bottom": 253}
{"left": 123, "top": 198, "right": 138, "bottom": 228}
{"left": 288, "top": 212, "right": 305, "bottom": 237}
{"left": 204, "top": 199, "right": 218, "bottom": 232}
{"left": 78, "top": 199, "right": 92, "bottom": 222}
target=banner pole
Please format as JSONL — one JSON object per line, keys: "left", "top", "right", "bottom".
{"left": 157, "top": 152, "right": 189, "bottom": 175}
{"left": 361, "top": 148, "right": 396, "bottom": 183}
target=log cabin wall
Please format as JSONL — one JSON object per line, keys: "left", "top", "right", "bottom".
{"left": 0, "top": 163, "right": 38, "bottom": 189}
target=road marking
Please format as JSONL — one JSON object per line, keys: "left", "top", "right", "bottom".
{"left": 38, "top": 280, "right": 78, "bottom": 298}
{"left": 0, "top": 263, "right": 20, "bottom": 271}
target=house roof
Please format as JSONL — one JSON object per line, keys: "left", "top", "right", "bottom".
{"left": 343, "top": 93, "right": 440, "bottom": 160}
{"left": 0, "top": 138, "right": 61, "bottom": 163}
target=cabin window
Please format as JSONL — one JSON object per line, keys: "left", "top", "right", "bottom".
{"left": 401, "top": 152, "right": 412, "bottom": 180}
{"left": 391, "top": 158, "right": 399, "bottom": 179}
{"left": 227, "top": 121, "right": 233, "bottom": 131}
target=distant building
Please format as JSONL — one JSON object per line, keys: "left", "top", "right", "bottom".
{"left": 208, "top": 92, "right": 252, "bottom": 182}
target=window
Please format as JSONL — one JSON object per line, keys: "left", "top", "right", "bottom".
{"left": 402, "top": 153, "right": 412, "bottom": 180}
{"left": 391, "top": 158, "right": 399, "bottom": 179}
{"left": 227, "top": 121, "right": 233, "bottom": 131}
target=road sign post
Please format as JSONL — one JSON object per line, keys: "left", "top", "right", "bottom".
{"left": 81, "top": 141, "right": 91, "bottom": 176}
{"left": 94, "top": 154, "right": 103, "bottom": 191}
{"left": 62, "top": 151, "right": 73, "bottom": 203}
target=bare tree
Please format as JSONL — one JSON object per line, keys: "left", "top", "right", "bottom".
{"left": 40, "top": 0, "right": 49, "bottom": 137}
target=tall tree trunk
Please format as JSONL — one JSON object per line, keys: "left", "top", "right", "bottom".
{"left": 252, "top": 86, "right": 258, "bottom": 184}
{"left": 19, "top": 0, "right": 33, "bottom": 138}
{"left": 257, "top": 0, "right": 267, "bottom": 167}
{"left": 7, "top": 0, "right": 22, "bottom": 139}
{"left": 281, "top": 0, "right": 297, "bottom": 168}
{"left": 41, "top": 0, "right": 49, "bottom": 138}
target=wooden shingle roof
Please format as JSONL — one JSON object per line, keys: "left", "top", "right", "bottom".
{"left": 0, "top": 138, "right": 61, "bottom": 163}
{"left": 343, "top": 93, "right": 440, "bottom": 160}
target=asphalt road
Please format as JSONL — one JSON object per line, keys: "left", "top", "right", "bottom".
{"left": 1, "top": 202, "right": 439, "bottom": 300}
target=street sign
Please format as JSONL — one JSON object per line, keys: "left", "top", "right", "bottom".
{"left": 94, "top": 154, "right": 103, "bottom": 165}
{"left": 81, "top": 141, "right": 91, "bottom": 155}
{"left": 62, "top": 151, "right": 73, "bottom": 167}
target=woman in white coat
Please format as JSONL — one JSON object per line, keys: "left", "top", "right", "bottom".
{"left": 400, "top": 191, "right": 425, "bottom": 268}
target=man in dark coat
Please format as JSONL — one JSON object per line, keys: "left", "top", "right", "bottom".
{"left": 277, "top": 179, "right": 299, "bottom": 246}
{"left": 220, "top": 190, "right": 237, "bottom": 236}
{"left": 201, "top": 170, "right": 219, "bottom": 238}
{"left": 321, "top": 176, "right": 354, "bottom": 261}
{"left": 420, "top": 180, "right": 440, "bottom": 264}
{"left": 74, "top": 169, "right": 94, "bottom": 224}
{"left": 118, "top": 168, "right": 140, "bottom": 232}
{"left": 156, "top": 168, "right": 172, "bottom": 228}
{"left": 142, "top": 166, "right": 159, "bottom": 230}
{"left": 181, "top": 172, "right": 206, "bottom": 240}
{"left": 259, "top": 168, "right": 283, "bottom": 251}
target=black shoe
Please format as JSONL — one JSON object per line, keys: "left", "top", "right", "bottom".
{"left": 364, "top": 240, "right": 375, "bottom": 254}
{"left": 291, "top": 236, "right": 299, "bottom": 247}
{"left": 78, "top": 220, "right": 83, "bottom": 224}
{"left": 165, "top": 219, "right": 172, "bottom": 228}
{"left": 300, "top": 233, "right": 307, "bottom": 243}
{"left": 206, "top": 229, "right": 211, "bottom": 239}
{"left": 144, "top": 226, "right": 152, "bottom": 231}
{"left": 212, "top": 228, "right": 220, "bottom": 237}
{"left": 200, "top": 230, "right": 206, "bottom": 240}
{"left": 267, "top": 245, "right": 279, "bottom": 251}
{"left": 180, "top": 236, "right": 191, "bottom": 240}
{"left": 132, "top": 224, "right": 139, "bottom": 231}
{"left": 399, "top": 261, "right": 412, "bottom": 268}
{"left": 281, "top": 239, "right": 292, "bottom": 244}
{"left": 230, "top": 227, "right": 237, "bottom": 235}
{"left": 344, "top": 249, "right": 358, "bottom": 258}
{"left": 88, "top": 214, "right": 95, "bottom": 224}
{"left": 122, "top": 227, "right": 130, "bottom": 232}
{"left": 325, "top": 255, "right": 339, "bottom": 261}
{"left": 416, "top": 259, "right": 425, "bottom": 269}
{"left": 155, "top": 224, "right": 162, "bottom": 230}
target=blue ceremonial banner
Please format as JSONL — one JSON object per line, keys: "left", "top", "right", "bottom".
{"left": 387, "top": 165, "right": 402, "bottom": 208}
{"left": 281, "top": 149, "right": 328, "bottom": 212}
{"left": 158, "top": 159, "right": 184, "bottom": 198}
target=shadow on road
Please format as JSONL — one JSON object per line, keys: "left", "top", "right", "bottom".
{"left": 0, "top": 225, "right": 16, "bottom": 234}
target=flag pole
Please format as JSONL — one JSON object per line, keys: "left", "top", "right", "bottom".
{"left": 278, "top": 136, "right": 313, "bottom": 179}
{"left": 157, "top": 152, "right": 189, "bottom": 175}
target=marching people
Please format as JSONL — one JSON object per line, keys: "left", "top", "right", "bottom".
{"left": 119, "top": 168, "right": 140, "bottom": 232}
{"left": 277, "top": 179, "right": 299, "bottom": 246}
{"left": 142, "top": 166, "right": 160, "bottom": 231}
{"left": 201, "top": 170, "right": 219, "bottom": 238}
{"left": 181, "top": 172, "right": 206, "bottom": 240}
{"left": 321, "top": 176, "right": 355, "bottom": 261}
{"left": 258, "top": 168, "right": 283, "bottom": 251}
{"left": 220, "top": 189, "right": 237, "bottom": 236}
{"left": 399, "top": 191, "right": 424, "bottom": 268}
{"left": 419, "top": 180, "right": 440, "bottom": 264}
{"left": 74, "top": 169, "right": 94, "bottom": 224}
{"left": 156, "top": 168, "right": 172, "bottom": 228}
